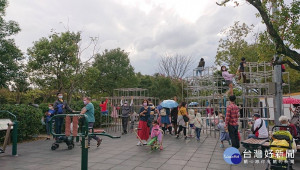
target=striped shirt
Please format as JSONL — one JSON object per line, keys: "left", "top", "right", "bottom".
{"left": 225, "top": 103, "right": 239, "bottom": 126}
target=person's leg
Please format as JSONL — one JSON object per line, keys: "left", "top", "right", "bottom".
{"left": 243, "top": 72, "right": 246, "bottom": 83}
{"left": 229, "top": 83, "right": 234, "bottom": 96}
{"left": 46, "top": 122, "right": 50, "bottom": 138}
{"left": 57, "top": 117, "right": 63, "bottom": 134}
{"left": 88, "top": 122, "right": 101, "bottom": 145}
{"left": 168, "top": 125, "right": 172, "bottom": 135}
{"left": 174, "top": 122, "right": 178, "bottom": 135}
{"left": 195, "top": 128, "right": 199, "bottom": 139}
{"left": 125, "top": 117, "right": 128, "bottom": 133}
{"left": 248, "top": 134, "right": 258, "bottom": 139}
{"left": 183, "top": 127, "right": 187, "bottom": 137}
{"left": 177, "top": 125, "right": 182, "bottom": 137}
{"left": 228, "top": 125, "right": 237, "bottom": 148}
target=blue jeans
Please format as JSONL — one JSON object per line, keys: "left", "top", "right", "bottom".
{"left": 195, "top": 128, "right": 201, "bottom": 139}
{"left": 196, "top": 67, "right": 204, "bottom": 76}
{"left": 248, "top": 134, "right": 258, "bottom": 139}
{"left": 206, "top": 118, "right": 210, "bottom": 126}
{"left": 101, "top": 111, "right": 108, "bottom": 116}
{"left": 55, "top": 117, "right": 64, "bottom": 134}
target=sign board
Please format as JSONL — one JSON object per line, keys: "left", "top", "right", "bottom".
{"left": 0, "top": 119, "right": 13, "bottom": 131}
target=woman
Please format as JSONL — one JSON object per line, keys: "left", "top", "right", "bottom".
{"left": 177, "top": 102, "right": 189, "bottom": 139}
{"left": 137, "top": 99, "right": 151, "bottom": 146}
{"left": 290, "top": 104, "right": 300, "bottom": 135}
{"left": 171, "top": 107, "right": 179, "bottom": 135}
{"left": 221, "top": 66, "right": 235, "bottom": 96}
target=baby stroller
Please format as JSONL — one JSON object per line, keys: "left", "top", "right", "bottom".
{"left": 267, "top": 125, "right": 294, "bottom": 170}
{"left": 51, "top": 136, "right": 74, "bottom": 150}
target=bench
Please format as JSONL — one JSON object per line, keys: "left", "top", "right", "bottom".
{"left": 241, "top": 138, "right": 269, "bottom": 152}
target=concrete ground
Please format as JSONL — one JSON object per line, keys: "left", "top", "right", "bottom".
{"left": 0, "top": 132, "right": 299, "bottom": 170}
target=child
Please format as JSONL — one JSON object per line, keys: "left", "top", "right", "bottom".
{"left": 188, "top": 109, "right": 196, "bottom": 137}
{"left": 217, "top": 115, "right": 231, "bottom": 148}
{"left": 110, "top": 103, "right": 118, "bottom": 124}
{"left": 45, "top": 104, "right": 55, "bottom": 140}
{"left": 237, "top": 57, "right": 246, "bottom": 83}
{"left": 151, "top": 120, "right": 163, "bottom": 150}
{"left": 221, "top": 66, "right": 235, "bottom": 96}
{"left": 194, "top": 112, "right": 203, "bottom": 141}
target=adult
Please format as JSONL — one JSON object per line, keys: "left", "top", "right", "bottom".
{"left": 99, "top": 98, "right": 109, "bottom": 116}
{"left": 160, "top": 107, "right": 172, "bottom": 135}
{"left": 137, "top": 99, "right": 151, "bottom": 146}
{"left": 290, "top": 104, "right": 300, "bottom": 135}
{"left": 53, "top": 93, "right": 74, "bottom": 135}
{"left": 237, "top": 57, "right": 246, "bottom": 83}
{"left": 247, "top": 113, "right": 268, "bottom": 139}
{"left": 196, "top": 58, "right": 205, "bottom": 76}
{"left": 279, "top": 115, "right": 297, "bottom": 138}
{"left": 225, "top": 95, "right": 240, "bottom": 149}
{"left": 171, "top": 106, "right": 179, "bottom": 135}
{"left": 177, "top": 102, "right": 189, "bottom": 139}
{"left": 80, "top": 97, "right": 102, "bottom": 147}
{"left": 121, "top": 96, "right": 133, "bottom": 135}
{"left": 221, "top": 66, "right": 235, "bottom": 96}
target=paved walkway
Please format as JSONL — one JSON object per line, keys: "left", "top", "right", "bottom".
{"left": 0, "top": 132, "right": 299, "bottom": 170}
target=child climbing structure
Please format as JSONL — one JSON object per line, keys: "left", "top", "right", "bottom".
{"left": 186, "top": 62, "right": 291, "bottom": 139}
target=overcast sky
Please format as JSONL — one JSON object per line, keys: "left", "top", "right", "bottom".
{"left": 6, "top": 0, "right": 264, "bottom": 76}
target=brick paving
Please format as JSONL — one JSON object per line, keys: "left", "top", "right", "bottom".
{"left": 0, "top": 132, "right": 299, "bottom": 170}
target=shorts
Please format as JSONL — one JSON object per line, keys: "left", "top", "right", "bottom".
{"left": 225, "top": 80, "right": 232, "bottom": 86}
{"left": 101, "top": 111, "right": 108, "bottom": 116}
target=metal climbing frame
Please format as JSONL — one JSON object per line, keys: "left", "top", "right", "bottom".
{"left": 185, "top": 62, "right": 290, "bottom": 140}
{"left": 99, "top": 88, "right": 159, "bottom": 133}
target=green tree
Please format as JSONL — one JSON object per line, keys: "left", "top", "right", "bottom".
{"left": 92, "top": 48, "right": 137, "bottom": 96}
{"left": 0, "top": 0, "right": 23, "bottom": 87}
{"left": 27, "top": 31, "right": 83, "bottom": 103}
{"left": 217, "top": 0, "right": 300, "bottom": 71}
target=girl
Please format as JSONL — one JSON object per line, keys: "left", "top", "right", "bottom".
{"left": 194, "top": 112, "right": 203, "bottom": 141}
{"left": 160, "top": 107, "right": 172, "bottom": 135}
{"left": 137, "top": 99, "right": 150, "bottom": 146}
{"left": 177, "top": 102, "right": 189, "bottom": 139}
{"left": 188, "top": 109, "right": 196, "bottom": 137}
{"left": 217, "top": 115, "right": 231, "bottom": 148}
{"left": 151, "top": 120, "right": 163, "bottom": 150}
{"left": 221, "top": 66, "right": 235, "bottom": 96}
{"left": 110, "top": 102, "right": 118, "bottom": 124}
{"left": 45, "top": 104, "right": 55, "bottom": 140}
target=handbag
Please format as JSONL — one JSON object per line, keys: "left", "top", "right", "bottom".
{"left": 183, "top": 115, "right": 189, "bottom": 122}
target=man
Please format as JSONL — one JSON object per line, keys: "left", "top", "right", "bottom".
{"left": 248, "top": 113, "right": 268, "bottom": 139}
{"left": 53, "top": 93, "right": 74, "bottom": 135}
{"left": 225, "top": 95, "right": 240, "bottom": 149}
{"left": 80, "top": 97, "right": 102, "bottom": 147}
{"left": 121, "top": 96, "right": 133, "bottom": 135}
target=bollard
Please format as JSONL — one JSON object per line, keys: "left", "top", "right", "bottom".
{"left": 12, "top": 121, "right": 18, "bottom": 156}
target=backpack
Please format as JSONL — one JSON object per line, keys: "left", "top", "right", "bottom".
{"left": 160, "top": 108, "right": 167, "bottom": 116}
{"left": 57, "top": 103, "right": 64, "bottom": 114}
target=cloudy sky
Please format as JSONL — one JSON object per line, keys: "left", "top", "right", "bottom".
{"left": 6, "top": 0, "right": 264, "bottom": 76}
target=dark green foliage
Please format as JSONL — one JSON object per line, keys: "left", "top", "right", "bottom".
{"left": 0, "top": 104, "right": 43, "bottom": 143}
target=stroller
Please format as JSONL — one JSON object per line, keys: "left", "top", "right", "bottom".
{"left": 267, "top": 125, "right": 295, "bottom": 170}
{"left": 51, "top": 136, "right": 74, "bottom": 150}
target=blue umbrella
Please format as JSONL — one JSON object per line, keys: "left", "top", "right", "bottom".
{"left": 160, "top": 100, "right": 178, "bottom": 108}
{"left": 188, "top": 102, "right": 199, "bottom": 106}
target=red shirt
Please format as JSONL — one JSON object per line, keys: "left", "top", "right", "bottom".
{"left": 99, "top": 99, "right": 108, "bottom": 112}
{"left": 225, "top": 103, "right": 239, "bottom": 126}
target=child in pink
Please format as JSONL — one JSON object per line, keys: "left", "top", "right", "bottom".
{"left": 151, "top": 120, "right": 163, "bottom": 150}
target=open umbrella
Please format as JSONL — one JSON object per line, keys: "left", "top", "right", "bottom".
{"left": 283, "top": 97, "right": 300, "bottom": 104}
{"left": 188, "top": 102, "right": 199, "bottom": 106}
{"left": 160, "top": 100, "right": 178, "bottom": 108}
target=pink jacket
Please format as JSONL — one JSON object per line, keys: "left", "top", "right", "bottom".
{"left": 222, "top": 71, "right": 235, "bottom": 81}
{"left": 151, "top": 125, "right": 161, "bottom": 138}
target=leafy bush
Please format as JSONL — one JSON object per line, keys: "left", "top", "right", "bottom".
{"left": 0, "top": 104, "right": 43, "bottom": 143}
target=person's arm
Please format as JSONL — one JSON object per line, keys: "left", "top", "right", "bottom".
{"left": 120, "top": 99, "right": 123, "bottom": 106}
{"left": 104, "top": 99, "right": 108, "bottom": 105}
{"left": 65, "top": 102, "right": 73, "bottom": 113}
{"left": 130, "top": 96, "right": 133, "bottom": 106}
{"left": 53, "top": 101, "right": 58, "bottom": 114}
{"left": 80, "top": 107, "right": 87, "bottom": 114}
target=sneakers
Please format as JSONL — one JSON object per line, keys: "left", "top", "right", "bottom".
{"left": 228, "top": 140, "right": 232, "bottom": 145}
{"left": 197, "top": 138, "right": 200, "bottom": 141}
{"left": 176, "top": 135, "right": 179, "bottom": 139}
{"left": 136, "top": 141, "right": 142, "bottom": 146}
{"left": 220, "top": 144, "right": 224, "bottom": 148}
{"left": 97, "top": 139, "right": 102, "bottom": 147}
{"left": 160, "top": 145, "right": 163, "bottom": 150}
{"left": 184, "top": 136, "right": 188, "bottom": 140}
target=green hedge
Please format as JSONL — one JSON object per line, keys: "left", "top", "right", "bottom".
{"left": 0, "top": 101, "right": 111, "bottom": 144}
{"left": 0, "top": 104, "right": 43, "bottom": 143}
